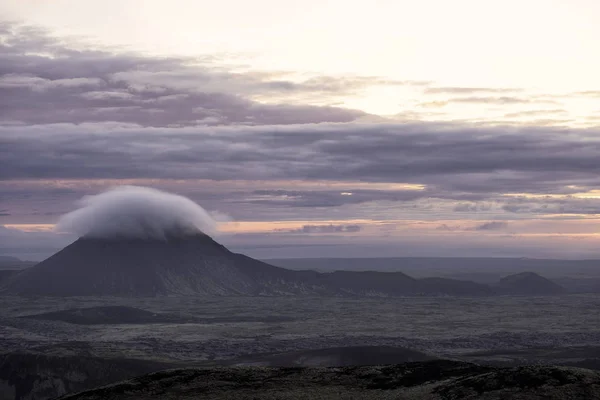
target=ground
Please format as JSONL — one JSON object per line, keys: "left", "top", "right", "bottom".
{"left": 1, "top": 294, "right": 600, "bottom": 399}
{"left": 59, "top": 361, "right": 600, "bottom": 400}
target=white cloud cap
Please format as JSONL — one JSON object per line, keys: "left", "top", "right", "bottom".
{"left": 56, "top": 186, "right": 218, "bottom": 239}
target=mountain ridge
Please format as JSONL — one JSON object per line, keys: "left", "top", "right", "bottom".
{"left": 2, "top": 234, "right": 565, "bottom": 297}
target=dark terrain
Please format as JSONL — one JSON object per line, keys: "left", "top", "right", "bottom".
{"left": 20, "top": 306, "right": 196, "bottom": 325}
{"left": 227, "top": 345, "right": 435, "bottom": 367}
{"left": 0, "top": 352, "right": 174, "bottom": 400}
{"left": 58, "top": 360, "right": 600, "bottom": 400}
{"left": 2, "top": 294, "right": 600, "bottom": 399}
{"left": 20, "top": 305, "right": 295, "bottom": 325}
{"left": 1, "top": 238, "right": 599, "bottom": 399}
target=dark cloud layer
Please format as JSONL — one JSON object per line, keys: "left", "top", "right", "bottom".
{"left": 3, "top": 21, "right": 596, "bottom": 209}
{"left": 3, "top": 123, "right": 600, "bottom": 200}
{"left": 245, "top": 189, "right": 426, "bottom": 207}
{"left": 475, "top": 221, "right": 508, "bottom": 231}
{"left": 0, "top": 22, "right": 372, "bottom": 127}
{"left": 3, "top": 22, "right": 600, "bottom": 261}
{"left": 279, "top": 224, "right": 362, "bottom": 234}
{"left": 501, "top": 196, "right": 600, "bottom": 215}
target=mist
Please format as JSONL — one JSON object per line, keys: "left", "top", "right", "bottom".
{"left": 55, "top": 186, "right": 219, "bottom": 239}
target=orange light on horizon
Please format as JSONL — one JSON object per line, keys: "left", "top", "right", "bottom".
{"left": 3, "top": 224, "right": 55, "bottom": 232}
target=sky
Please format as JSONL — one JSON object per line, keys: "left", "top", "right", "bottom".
{"left": 1, "top": 0, "right": 600, "bottom": 260}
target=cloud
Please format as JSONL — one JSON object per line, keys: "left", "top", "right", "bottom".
{"left": 435, "top": 224, "right": 461, "bottom": 231}
{"left": 279, "top": 224, "right": 362, "bottom": 234}
{"left": 3, "top": 122, "right": 600, "bottom": 200}
{"left": 55, "top": 186, "right": 219, "bottom": 239}
{"left": 474, "top": 221, "right": 508, "bottom": 231}
{"left": 0, "top": 22, "right": 379, "bottom": 127}
{"left": 453, "top": 203, "right": 492, "bottom": 212}
{"left": 425, "top": 87, "right": 522, "bottom": 94}
{"left": 501, "top": 196, "right": 600, "bottom": 215}
{"left": 435, "top": 221, "right": 509, "bottom": 231}
{"left": 0, "top": 74, "right": 103, "bottom": 91}
{"left": 225, "top": 229, "right": 600, "bottom": 259}
{"left": 244, "top": 189, "right": 426, "bottom": 207}
{"left": 503, "top": 109, "right": 568, "bottom": 118}
{"left": 574, "top": 91, "right": 600, "bottom": 98}
{"left": 450, "top": 96, "right": 554, "bottom": 105}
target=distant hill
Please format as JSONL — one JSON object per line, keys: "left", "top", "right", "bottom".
{"left": 0, "top": 255, "right": 36, "bottom": 275}
{"left": 0, "top": 255, "right": 21, "bottom": 263}
{"left": 496, "top": 272, "right": 566, "bottom": 295}
{"left": 323, "top": 270, "right": 419, "bottom": 295}
{"left": 266, "top": 257, "right": 600, "bottom": 293}
{"left": 265, "top": 257, "right": 600, "bottom": 281}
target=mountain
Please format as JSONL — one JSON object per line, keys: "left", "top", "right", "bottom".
{"left": 2, "top": 233, "right": 324, "bottom": 297}
{"left": 1, "top": 232, "right": 530, "bottom": 297}
{"left": 0, "top": 270, "right": 19, "bottom": 284}
{"left": 57, "top": 360, "right": 600, "bottom": 400}
{"left": 323, "top": 270, "right": 420, "bottom": 296}
{"left": 323, "top": 272, "right": 493, "bottom": 296}
{"left": 0, "top": 256, "right": 33, "bottom": 279}
{"left": 496, "top": 272, "right": 566, "bottom": 295}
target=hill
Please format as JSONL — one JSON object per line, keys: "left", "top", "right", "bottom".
{"left": 497, "top": 272, "right": 566, "bottom": 295}
{"left": 0, "top": 255, "right": 22, "bottom": 263}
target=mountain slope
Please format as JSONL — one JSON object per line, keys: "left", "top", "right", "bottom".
{"left": 3, "top": 234, "right": 323, "bottom": 297}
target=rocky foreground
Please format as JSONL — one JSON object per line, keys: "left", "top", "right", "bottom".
{"left": 60, "top": 360, "right": 600, "bottom": 400}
